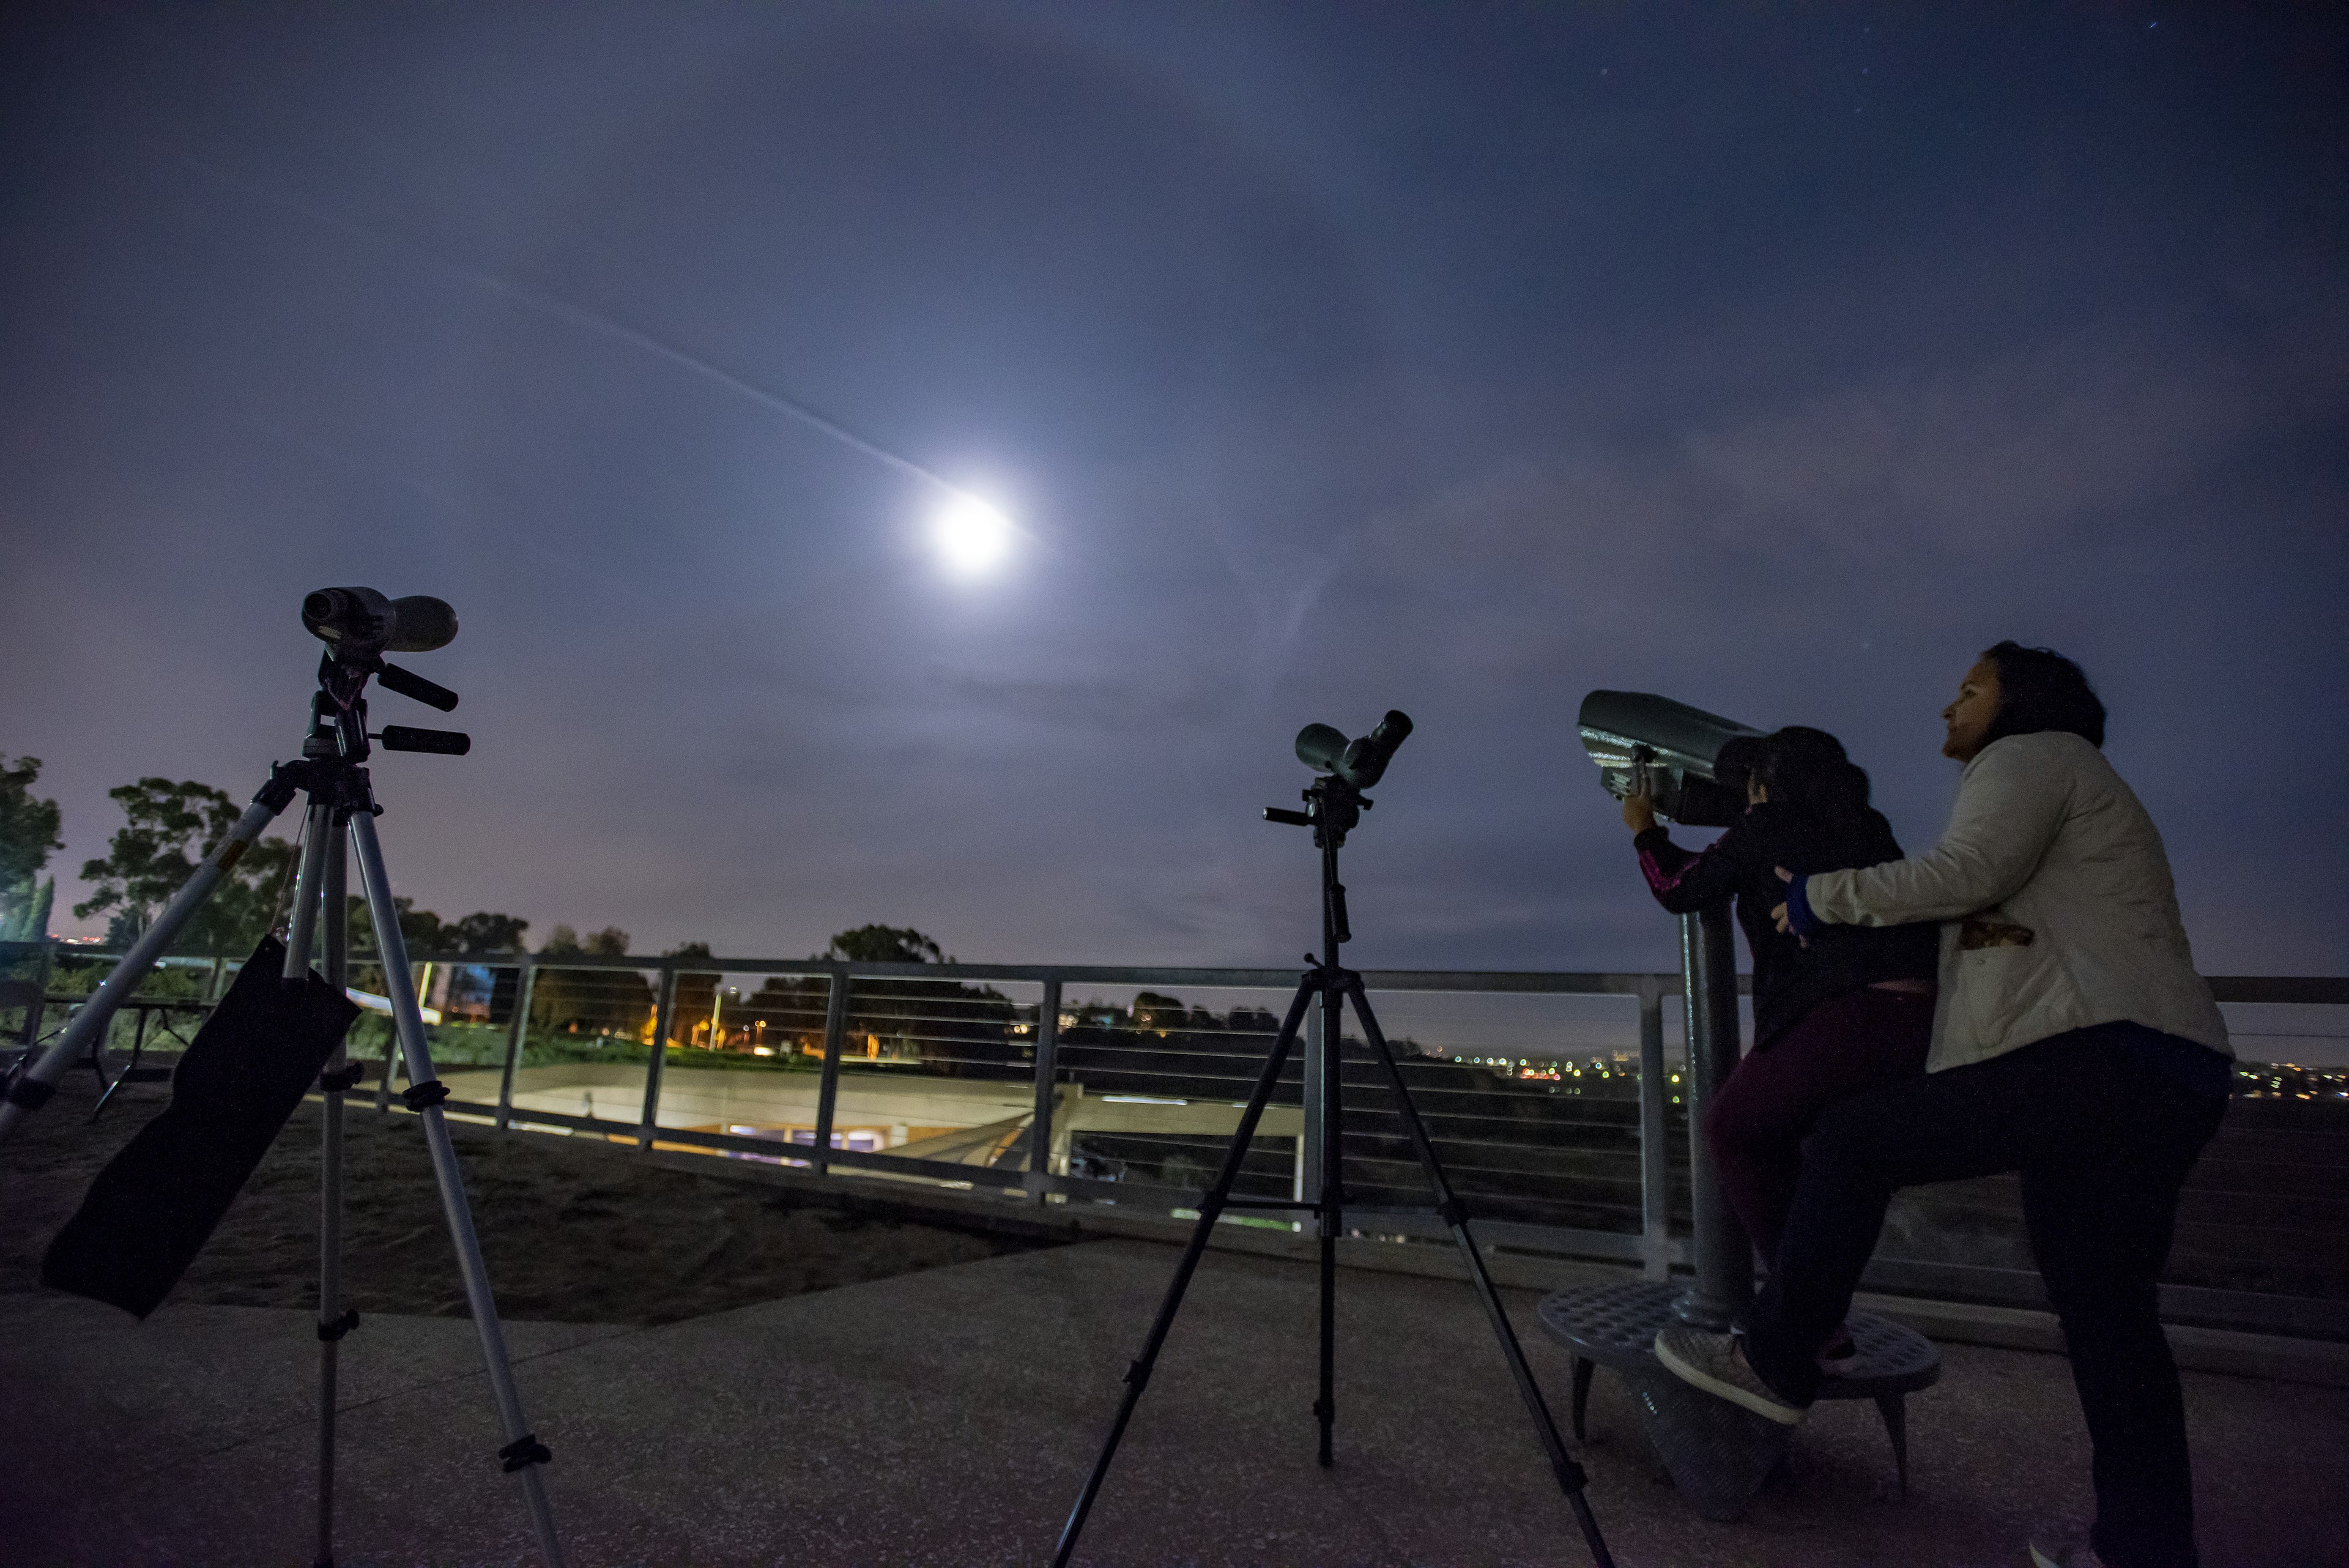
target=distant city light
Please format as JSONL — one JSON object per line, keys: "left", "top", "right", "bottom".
{"left": 933, "top": 492, "right": 1012, "bottom": 576}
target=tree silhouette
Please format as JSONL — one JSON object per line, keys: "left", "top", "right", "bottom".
{"left": 75, "top": 778, "right": 292, "bottom": 955}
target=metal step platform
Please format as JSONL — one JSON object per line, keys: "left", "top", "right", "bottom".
{"left": 1537, "top": 1280, "right": 1941, "bottom": 1519}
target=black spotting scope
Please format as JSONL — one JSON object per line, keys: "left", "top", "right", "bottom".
{"left": 302, "top": 587, "right": 458, "bottom": 655}
{"left": 1295, "top": 710, "right": 1414, "bottom": 790}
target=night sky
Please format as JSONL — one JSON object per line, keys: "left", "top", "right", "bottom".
{"left": 2, "top": 4, "right": 2342, "bottom": 977}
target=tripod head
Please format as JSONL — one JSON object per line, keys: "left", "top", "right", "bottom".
{"left": 299, "top": 588, "right": 470, "bottom": 764}
{"left": 1264, "top": 775, "right": 1367, "bottom": 849}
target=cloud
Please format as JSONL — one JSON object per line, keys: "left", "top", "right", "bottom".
{"left": 1358, "top": 311, "right": 2347, "bottom": 609}
{"left": 926, "top": 666, "right": 1240, "bottom": 735}
{"left": 1680, "top": 319, "right": 2346, "bottom": 557}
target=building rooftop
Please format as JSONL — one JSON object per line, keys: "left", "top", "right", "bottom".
{"left": 6, "top": 1234, "right": 2343, "bottom": 1566}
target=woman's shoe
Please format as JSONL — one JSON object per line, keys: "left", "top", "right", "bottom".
{"left": 1814, "top": 1323, "right": 1860, "bottom": 1377}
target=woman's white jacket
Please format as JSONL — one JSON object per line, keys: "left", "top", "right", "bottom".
{"left": 1804, "top": 730, "right": 2230, "bottom": 1074}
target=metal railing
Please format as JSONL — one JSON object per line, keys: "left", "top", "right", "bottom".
{"left": 13, "top": 942, "right": 2346, "bottom": 1340}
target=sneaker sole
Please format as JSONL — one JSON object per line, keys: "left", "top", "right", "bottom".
{"left": 1652, "top": 1331, "right": 1806, "bottom": 1425}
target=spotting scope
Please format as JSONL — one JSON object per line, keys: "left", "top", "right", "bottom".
{"left": 1294, "top": 710, "right": 1414, "bottom": 790}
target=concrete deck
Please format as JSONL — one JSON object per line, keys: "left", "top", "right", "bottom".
{"left": 5, "top": 1238, "right": 2343, "bottom": 1567}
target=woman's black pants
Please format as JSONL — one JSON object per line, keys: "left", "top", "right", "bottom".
{"left": 1739, "top": 1022, "right": 2228, "bottom": 1568}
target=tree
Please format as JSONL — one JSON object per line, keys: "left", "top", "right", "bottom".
{"left": 338, "top": 901, "right": 530, "bottom": 1020}
{"left": 1, "top": 877, "right": 52, "bottom": 943}
{"left": 529, "top": 924, "right": 651, "bottom": 1036}
{"left": 1, "top": 756, "right": 63, "bottom": 887}
{"left": 447, "top": 911, "right": 529, "bottom": 954}
{"left": 740, "top": 971, "right": 831, "bottom": 1051}
{"left": 1, "top": 756, "right": 64, "bottom": 941}
{"left": 1132, "top": 992, "right": 1191, "bottom": 1031}
{"left": 75, "top": 778, "right": 294, "bottom": 955}
{"left": 344, "top": 894, "right": 441, "bottom": 956}
{"left": 343, "top": 899, "right": 527, "bottom": 957}
{"left": 823, "top": 924, "right": 945, "bottom": 964}
{"left": 809, "top": 924, "right": 1017, "bottom": 1076}
{"left": 541, "top": 926, "right": 629, "bottom": 958}
{"left": 666, "top": 940, "right": 720, "bottom": 1046}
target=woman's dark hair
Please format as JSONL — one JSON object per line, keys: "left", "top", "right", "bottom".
{"left": 1754, "top": 726, "right": 1872, "bottom": 820}
{"left": 1979, "top": 641, "right": 2106, "bottom": 748}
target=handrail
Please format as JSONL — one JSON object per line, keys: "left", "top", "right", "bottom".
{"left": 31, "top": 942, "right": 2348, "bottom": 1004}
{"left": 23, "top": 942, "right": 2343, "bottom": 1338}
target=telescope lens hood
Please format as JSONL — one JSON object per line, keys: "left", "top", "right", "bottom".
{"left": 302, "top": 587, "right": 457, "bottom": 653}
{"left": 1295, "top": 724, "right": 1349, "bottom": 773}
{"left": 386, "top": 595, "right": 458, "bottom": 652}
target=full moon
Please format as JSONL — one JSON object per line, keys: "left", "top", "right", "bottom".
{"left": 932, "top": 494, "right": 1012, "bottom": 576}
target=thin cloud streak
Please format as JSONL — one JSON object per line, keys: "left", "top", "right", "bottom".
{"left": 165, "top": 144, "right": 974, "bottom": 501}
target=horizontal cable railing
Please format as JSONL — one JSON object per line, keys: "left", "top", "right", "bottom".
{"left": 13, "top": 942, "right": 2345, "bottom": 1339}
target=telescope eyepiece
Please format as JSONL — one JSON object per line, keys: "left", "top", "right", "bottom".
{"left": 302, "top": 587, "right": 458, "bottom": 654}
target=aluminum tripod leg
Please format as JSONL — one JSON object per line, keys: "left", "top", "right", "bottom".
{"left": 302, "top": 809, "right": 356, "bottom": 1568}
{"left": 1052, "top": 975, "right": 1318, "bottom": 1568}
{"left": 1341, "top": 975, "right": 1616, "bottom": 1568}
{"left": 0, "top": 790, "right": 290, "bottom": 1146}
{"left": 282, "top": 800, "right": 334, "bottom": 987}
{"left": 349, "top": 811, "right": 565, "bottom": 1568}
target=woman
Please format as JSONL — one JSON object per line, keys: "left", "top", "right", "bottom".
{"left": 1653, "top": 643, "right": 2233, "bottom": 1568}
{"left": 1624, "top": 726, "right": 1938, "bottom": 1366}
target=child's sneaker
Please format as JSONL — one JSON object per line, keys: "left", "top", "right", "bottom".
{"left": 1653, "top": 1323, "right": 1808, "bottom": 1425}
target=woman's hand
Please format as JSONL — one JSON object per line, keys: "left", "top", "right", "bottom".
{"left": 1622, "top": 791, "right": 1657, "bottom": 834}
{"left": 1770, "top": 866, "right": 1803, "bottom": 942}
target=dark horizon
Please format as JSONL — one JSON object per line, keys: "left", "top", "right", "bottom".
{"left": 2, "top": 2, "right": 2342, "bottom": 977}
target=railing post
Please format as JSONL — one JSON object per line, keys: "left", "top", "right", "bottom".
{"left": 497, "top": 959, "right": 534, "bottom": 1132}
{"left": 1029, "top": 976, "right": 1062, "bottom": 1204}
{"left": 1675, "top": 905, "right": 1751, "bottom": 1328}
{"left": 814, "top": 965, "right": 848, "bottom": 1175}
{"left": 1637, "top": 976, "right": 1670, "bottom": 1281}
{"left": 641, "top": 963, "right": 677, "bottom": 1149}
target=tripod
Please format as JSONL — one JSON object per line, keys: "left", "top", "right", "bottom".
{"left": 1053, "top": 771, "right": 1614, "bottom": 1567}
{"left": 0, "top": 634, "right": 565, "bottom": 1568}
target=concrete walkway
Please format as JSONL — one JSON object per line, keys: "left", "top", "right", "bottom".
{"left": 5, "top": 1238, "right": 2342, "bottom": 1567}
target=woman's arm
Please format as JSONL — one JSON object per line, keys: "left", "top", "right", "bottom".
{"left": 1803, "top": 735, "right": 2074, "bottom": 927}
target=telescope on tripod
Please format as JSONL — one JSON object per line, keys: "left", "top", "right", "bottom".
{"left": 1, "top": 589, "right": 565, "bottom": 1568}
{"left": 1052, "top": 708, "right": 1616, "bottom": 1568}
